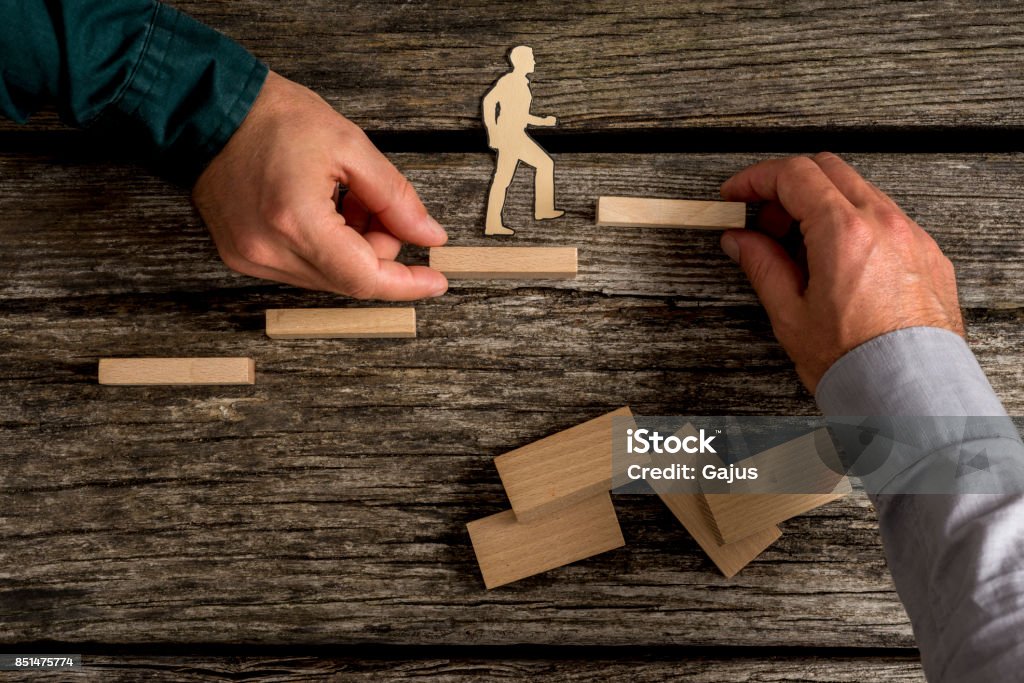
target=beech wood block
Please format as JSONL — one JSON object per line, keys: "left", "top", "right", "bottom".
{"left": 265, "top": 308, "right": 416, "bottom": 339}
{"left": 658, "top": 492, "right": 781, "bottom": 578}
{"left": 98, "top": 358, "right": 255, "bottom": 386}
{"left": 651, "top": 425, "right": 780, "bottom": 578}
{"left": 596, "top": 196, "right": 746, "bottom": 229}
{"left": 702, "top": 429, "right": 852, "bottom": 544}
{"left": 429, "top": 247, "right": 577, "bottom": 279}
{"left": 494, "top": 406, "right": 635, "bottom": 522}
{"left": 466, "top": 491, "right": 625, "bottom": 589}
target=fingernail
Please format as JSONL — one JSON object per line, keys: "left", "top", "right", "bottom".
{"left": 429, "top": 282, "right": 449, "bottom": 298}
{"left": 721, "top": 233, "right": 740, "bottom": 262}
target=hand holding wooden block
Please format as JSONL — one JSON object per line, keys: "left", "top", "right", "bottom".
{"left": 266, "top": 308, "right": 416, "bottom": 339}
{"left": 429, "top": 247, "right": 577, "bottom": 279}
{"left": 98, "top": 358, "right": 255, "bottom": 386}
{"left": 596, "top": 196, "right": 745, "bottom": 229}
{"left": 467, "top": 491, "right": 625, "bottom": 589}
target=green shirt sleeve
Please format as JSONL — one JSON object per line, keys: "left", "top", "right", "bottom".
{"left": 0, "top": 1, "right": 269, "bottom": 184}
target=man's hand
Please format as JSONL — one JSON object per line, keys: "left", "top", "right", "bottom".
{"left": 193, "top": 71, "right": 449, "bottom": 300}
{"left": 719, "top": 153, "right": 964, "bottom": 393}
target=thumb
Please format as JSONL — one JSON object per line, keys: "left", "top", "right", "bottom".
{"left": 721, "top": 229, "right": 804, "bottom": 318}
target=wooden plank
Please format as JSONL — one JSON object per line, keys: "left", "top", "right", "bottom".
{"left": 702, "top": 430, "right": 852, "bottom": 544}
{"left": 2, "top": 153, "right": 1022, "bottom": 309}
{"left": 494, "top": 406, "right": 634, "bottom": 522}
{"left": 8, "top": 0, "right": 1024, "bottom": 132}
{"left": 265, "top": 308, "right": 416, "bottom": 339}
{"left": 5, "top": 655, "right": 924, "bottom": 681}
{"left": 429, "top": 247, "right": 577, "bottom": 279}
{"left": 467, "top": 492, "right": 625, "bottom": 589}
{"left": 596, "top": 196, "right": 746, "bottom": 229}
{"left": 97, "top": 357, "right": 255, "bottom": 386}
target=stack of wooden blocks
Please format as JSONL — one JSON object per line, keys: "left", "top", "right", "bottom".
{"left": 467, "top": 409, "right": 851, "bottom": 588}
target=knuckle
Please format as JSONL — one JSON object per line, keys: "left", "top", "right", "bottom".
{"left": 234, "top": 236, "right": 277, "bottom": 269}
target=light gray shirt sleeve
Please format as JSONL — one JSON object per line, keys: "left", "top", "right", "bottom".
{"left": 815, "top": 326, "right": 1024, "bottom": 682}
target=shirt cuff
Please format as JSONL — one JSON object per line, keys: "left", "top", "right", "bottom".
{"left": 95, "top": 2, "right": 268, "bottom": 184}
{"left": 815, "top": 326, "right": 1006, "bottom": 417}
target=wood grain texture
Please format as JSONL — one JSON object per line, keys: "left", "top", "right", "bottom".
{"left": 2, "top": 153, "right": 1022, "bottom": 310}
{"left": 5, "top": 0, "right": 1024, "bottom": 133}
{"left": 265, "top": 308, "right": 417, "bottom": 339}
{"left": 97, "top": 357, "right": 256, "bottom": 386}
{"left": 2, "top": 151, "right": 1021, "bottom": 652}
{"left": 494, "top": 406, "right": 633, "bottom": 521}
{"left": 430, "top": 247, "right": 578, "bottom": 279}
{"left": 597, "top": 197, "right": 746, "bottom": 229}
{"left": 467, "top": 492, "right": 625, "bottom": 589}
{"left": 0, "top": 655, "right": 927, "bottom": 682}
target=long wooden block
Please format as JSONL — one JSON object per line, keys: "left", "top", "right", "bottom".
{"left": 649, "top": 424, "right": 780, "bottom": 577}
{"left": 702, "top": 429, "right": 852, "bottom": 544}
{"left": 494, "top": 407, "right": 634, "bottom": 522}
{"left": 98, "top": 358, "right": 255, "bottom": 386}
{"left": 467, "top": 491, "right": 625, "bottom": 589}
{"left": 596, "top": 196, "right": 746, "bottom": 229}
{"left": 265, "top": 308, "right": 416, "bottom": 339}
{"left": 429, "top": 247, "right": 577, "bottom": 279}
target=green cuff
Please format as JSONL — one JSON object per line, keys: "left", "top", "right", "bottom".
{"left": 93, "top": 2, "right": 268, "bottom": 185}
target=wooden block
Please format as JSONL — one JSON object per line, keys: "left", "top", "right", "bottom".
{"left": 494, "top": 407, "right": 634, "bottom": 522}
{"left": 467, "top": 491, "right": 625, "bottom": 589}
{"left": 596, "top": 196, "right": 746, "bottom": 229}
{"left": 265, "top": 308, "right": 416, "bottom": 339}
{"left": 650, "top": 425, "right": 779, "bottom": 578}
{"left": 98, "top": 358, "right": 255, "bottom": 386}
{"left": 429, "top": 247, "right": 577, "bottom": 279}
{"left": 701, "top": 429, "right": 852, "bottom": 544}
{"left": 658, "top": 491, "right": 781, "bottom": 578}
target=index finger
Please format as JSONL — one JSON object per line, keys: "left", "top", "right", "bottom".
{"left": 337, "top": 130, "right": 449, "bottom": 248}
{"left": 721, "top": 156, "right": 856, "bottom": 227}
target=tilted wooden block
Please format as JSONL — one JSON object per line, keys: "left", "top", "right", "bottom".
{"left": 658, "top": 492, "right": 781, "bottom": 578}
{"left": 651, "top": 425, "right": 779, "bottom": 578}
{"left": 701, "top": 429, "right": 852, "bottom": 544}
{"left": 429, "top": 247, "right": 577, "bottom": 279}
{"left": 467, "top": 491, "right": 625, "bottom": 589}
{"left": 265, "top": 308, "right": 416, "bottom": 339}
{"left": 98, "top": 358, "right": 255, "bottom": 386}
{"left": 494, "top": 406, "right": 635, "bottom": 522}
{"left": 596, "top": 196, "right": 746, "bottom": 229}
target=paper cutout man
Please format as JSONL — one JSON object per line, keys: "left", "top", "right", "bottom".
{"left": 482, "top": 45, "right": 564, "bottom": 235}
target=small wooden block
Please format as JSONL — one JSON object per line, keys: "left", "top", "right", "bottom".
{"left": 265, "top": 308, "right": 416, "bottom": 339}
{"left": 98, "top": 358, "right": 255, "bottom": 386}
{"left": 702, "top": 429, "right": 852, "bottom": 544}
{"left": 467, "top": 491, "right": 625, "bottom": 589}
{"left": 658, "top": 492, "right": 781, "bottom": 578}
{"left": 429, "top": 247, "right": 577, "bottom": 279}
{"left": 596, "top": 196, "right": 746, "bottom": 229}
{"left": 494, "top": 407, "right": 634, "bottom": 522}
{"left": 651, "top": 425, "right": 779, "bottom": 578}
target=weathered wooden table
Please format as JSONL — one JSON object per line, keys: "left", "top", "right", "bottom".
{"left": 2, "top": 1, "right": 1023, "bottom": 680}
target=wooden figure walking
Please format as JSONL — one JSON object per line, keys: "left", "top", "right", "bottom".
{"left": 482, "top": 46, "right": 564, "bottom": 235}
